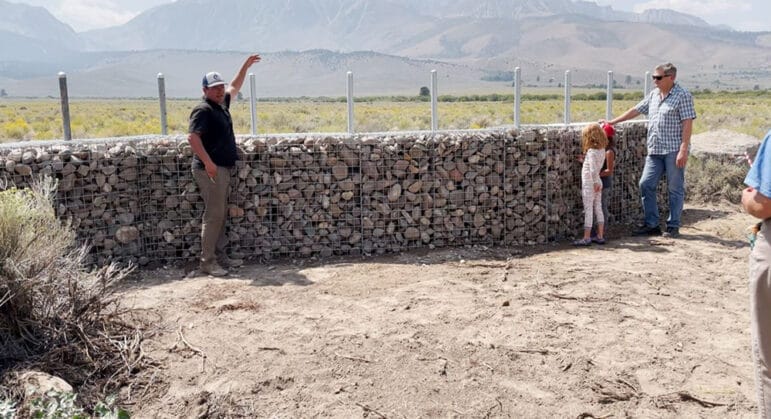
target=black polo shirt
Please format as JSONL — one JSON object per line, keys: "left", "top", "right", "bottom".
{"left": 188, "top": 93, "right": 239, "bottom": 169}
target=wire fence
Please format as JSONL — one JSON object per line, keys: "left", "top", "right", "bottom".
{"left": 49, "top": 69, "right": 653, "bottom": 140}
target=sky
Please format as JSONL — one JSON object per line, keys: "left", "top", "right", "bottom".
{"left": 9, "top": 0, "right": 771, "bottom": 32}
{"left": 595, "top": 0, "right": 769, "bottom": 32}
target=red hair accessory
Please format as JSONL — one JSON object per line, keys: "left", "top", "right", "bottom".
{"left": 601, "top": 123, "right": 615, "bottom": 139}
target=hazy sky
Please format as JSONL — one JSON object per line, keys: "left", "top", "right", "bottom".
{"left": 10, "top": 0, "right": 771, "bottom": 32}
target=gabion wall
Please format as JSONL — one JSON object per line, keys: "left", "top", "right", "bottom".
{"left": 0, "top": 124, "right": 649, "bottom": 267}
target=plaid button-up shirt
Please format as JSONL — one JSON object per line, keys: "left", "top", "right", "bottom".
{"left": 635, "top": 83, "right": 697, "bottom": 155}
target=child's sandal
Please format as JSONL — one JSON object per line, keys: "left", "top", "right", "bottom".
{"left": 572, "top": 238, "right": 592, "bottom": 246}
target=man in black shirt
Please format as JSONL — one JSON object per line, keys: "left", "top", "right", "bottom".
{"left": 188, "top": 54, "right": 261, "bottom": 276}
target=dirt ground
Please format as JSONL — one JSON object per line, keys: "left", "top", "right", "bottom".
{"left": 120, "top": 202, "right": 760, "bottom": 418}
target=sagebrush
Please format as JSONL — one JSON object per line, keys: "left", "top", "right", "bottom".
{"left": 0, "top": 176, "right": 143, "bottom": 416}
{"left": 686, "top": 156, "right": 747, "bottom": 204}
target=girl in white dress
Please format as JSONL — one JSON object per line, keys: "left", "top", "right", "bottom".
{"left": 574, "top": 123, "right": 608, "bottom": 246}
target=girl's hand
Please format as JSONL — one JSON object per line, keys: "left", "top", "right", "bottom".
{"left": 594, "top": 183, "right": 602, "bottom": 193}
{"left": 577, "top": 154, "right": 584, "bottom": 163}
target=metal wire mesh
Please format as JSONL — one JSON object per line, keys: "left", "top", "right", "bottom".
{"left": 0, "top": 125, "right": 656, "bottom": 267}
{"left": 262, "top": 137, "right": 363, "bottom": 258}
{"left": 610, "top": 124, "right": 671, "bottom": 228}
{"left": 430, "top": 133, "right": 505, "bottom": 248}
{"left": 138, "top": 138, "right": 201, "bottom": 264}
{"left": 504, "top": 130, "right": 550, "bottom": 245}
{"left": 361, "top": 134, "right": 433, "bottom": 254}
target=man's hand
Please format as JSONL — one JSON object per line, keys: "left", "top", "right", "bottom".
{"left": 245, "top": 54, "right": 261, "bottom": 67}
{"left": 678, "top": 119, "right": 693, "bottom": 168}
{"left": 204, "top": 161, "right": 217, "bottom": 180}
{"left": 228, "top": 54, "right": 262, "bottom": 96}
{"left": 676, "top": 148, "right": 688, "bottom": 168}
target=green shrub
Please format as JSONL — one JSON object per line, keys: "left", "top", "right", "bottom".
{"left": 31, "top": 391, "right": 129, "bottom": 419}
{"left": 686, "top": 156, "right": 747, "bottom": 204}
{"left": 0, "top": 398, "right": 16, "bottom": 419}
{"left": 0, "top": 177, "right": 139, "bottom": 417}
{"left": 0, "top": 391, "right": 129, "bottom": 419}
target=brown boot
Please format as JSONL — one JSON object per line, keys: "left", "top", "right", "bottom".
{"left": 218, "top": 254, "right": 243, "bottom": 268}
{"left": 200, "top": 261, "right": 228, "bottom": 277}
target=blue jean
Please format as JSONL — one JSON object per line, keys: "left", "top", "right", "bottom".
{"left": 639, "top": 152, "right": 685, "bottom": 229}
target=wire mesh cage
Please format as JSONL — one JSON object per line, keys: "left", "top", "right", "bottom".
{"left": 361, "top": 134, "right": 433, "bottom": 254}
{"left": 0, "top": 124, "right": 655, "bottom": 267}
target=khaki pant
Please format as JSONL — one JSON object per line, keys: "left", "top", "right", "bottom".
{"left": 193, "top": 166, "right": 232, "bottom": 264}
{"left": 750, "top": 219, "right": 771, "bottom": 418}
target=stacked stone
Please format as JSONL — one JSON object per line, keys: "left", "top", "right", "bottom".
{"left": 0, "top": 125, "right": 649, "bottom": 267}
{"left": 136, "top": 137, "right": 201, "bottom": 265}
{"left": 542, "top": 129, "right": 581, "bottom": 240}
{"left": 431, "top": 132, "right": 505, "bottom": 247}
{"left": 360, "top": 133, "right": 432, "bottom": 255}
{"left": 230, "top": 137, "right": 272, "bottom": 260}
{"left": 505, "top": 129, "right": 552, "bottom": 244}
{"left": 0, "top": 141, "right": 145, "bottom": 266}
{"left": 611, "top": 124, "right": 649, "bottom": 226}
{"left": 254, "top": 136, "right": 362, "bottom": 258}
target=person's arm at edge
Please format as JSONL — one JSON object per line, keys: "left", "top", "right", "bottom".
{"left": 189, "top": 132, "right": 217, "bottom": 179}
{"left": 743, "top": 187, "right": 771, "bottom": 220}
{"left": 604, "top": 108, "right": 641, "bottom": 126}
{"left": 676, "top": 118, "right": 693, "bottom": 168}
{"left": 227, "top": 54, "right": 261, "bottom": 98}
{"left": 600, "top": 149, "right": 614, "bottom": 178}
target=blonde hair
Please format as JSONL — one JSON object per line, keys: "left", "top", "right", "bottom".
{"left": 581, "top": 123, "right": 608, "bottom": 153}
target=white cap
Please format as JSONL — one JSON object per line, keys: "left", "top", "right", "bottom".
{"left": 202, "top": 71, "right": 226, "bottom": 87}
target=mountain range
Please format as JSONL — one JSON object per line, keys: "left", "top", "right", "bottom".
{"left": 1, "top": 0, "right": 770, "bottom": 98}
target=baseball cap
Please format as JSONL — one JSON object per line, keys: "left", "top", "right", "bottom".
{"left": 601, "top": 122, "right": 615, "bottom": 139}
{"left": 202, "top": 71, "right": 226, "bottom": 88}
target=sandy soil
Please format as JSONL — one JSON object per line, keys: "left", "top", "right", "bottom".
{"left": 119, "top": 202, "right": 759, "bottom": 418}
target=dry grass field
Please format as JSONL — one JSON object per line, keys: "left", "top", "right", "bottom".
{"left": 1, "top": 91, "right": 769, "bottom": 142}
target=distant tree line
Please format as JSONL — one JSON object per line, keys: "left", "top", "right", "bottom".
{"left": 258, "top": 91, "right": 648, "bottom": 103}
{"left": 481, "top": 71, "right": 514, "bottom": 82}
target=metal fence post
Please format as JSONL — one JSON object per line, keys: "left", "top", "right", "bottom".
{"left": 644, "top": 71, "right": 651, "bottom": 97}
{"left": 249, "top": 73, "right": 258, "bottom": 135}
{"left": 58, "top": 72, "right": 72, "bottom": 141}
{"left": 347, "top": 71, "right": 354, "bottom": 134}
{"left": 563, "top": 70, "right": 571, "bottom": 125}
{"left": 157, "top": 73, "right": 168, "bottom": 135}
{"left": 431, "top": 70, "right": 438, "bottom": 132}
{"left": 513, "top": 67, "right": 521, "bottom": 128}
{"left": 606, "top": 70, "right": 613, "bottom": 121}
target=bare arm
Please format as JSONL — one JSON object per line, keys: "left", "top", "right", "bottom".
{"left": 227, "top": 54, "right": 261, "bottom": 98}
{"left": 600, "top": 149, "right": 614, "bottom": 178}
{"left": 743, "top": 187, "right": 771, "bottom": 220}
{"left": 607, "top": 108, "right": 641, "bottom": 125}
{"left": 188, "top": 132, "right": 217, "bottom": 179}
{"left": 676, "top": 118, "right": 694, "bottom": 168}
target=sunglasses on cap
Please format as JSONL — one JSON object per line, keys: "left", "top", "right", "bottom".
{"left": 651, "top": 74, "right": 671, "bottom": 80}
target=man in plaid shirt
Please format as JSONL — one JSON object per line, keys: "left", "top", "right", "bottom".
{"left": 604, "top": 62, "right": 697, "bottom": 238}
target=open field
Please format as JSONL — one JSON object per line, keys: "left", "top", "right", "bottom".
{"left": 1, "top": 91, "right": 769, "bottom": 142}
{"left": 0, "top": 88, "right": 766, "bottom": 416}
